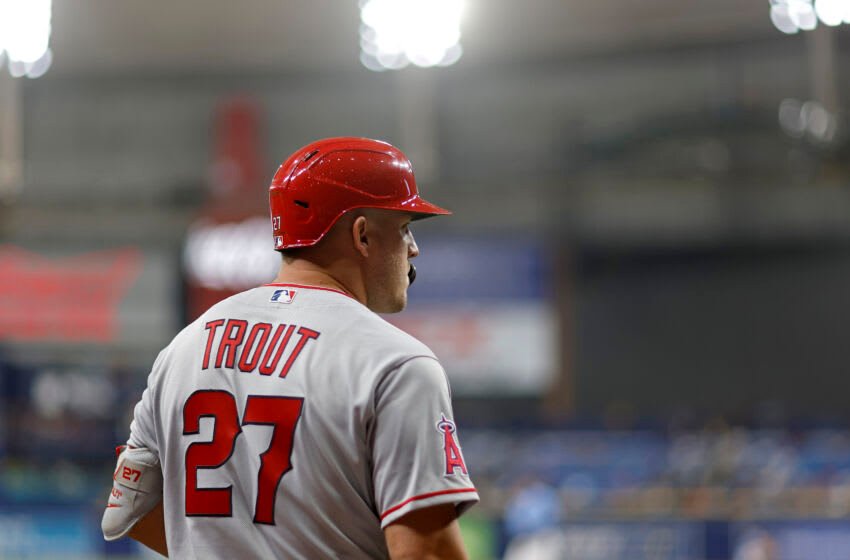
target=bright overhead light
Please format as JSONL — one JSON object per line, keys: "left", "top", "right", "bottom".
{"left": 770, "top": 5, "right": 801, "bottom": 33}
{"left": 790, "top": 0, "right": 818, "bottom": 30}
{"left": 0, "top": 0, "right": 53, "bottom": 77}
{"left": 815, "top": 0, "right": 845, "bottom": 25}
{"left": 769, "top": 0, "right": 850, "bottom": 32}
{"left": 26, "top": 48, "right": 53, "bottom": 79}
{"left": 359, "top": 0, "right": 464, "bottom": 71}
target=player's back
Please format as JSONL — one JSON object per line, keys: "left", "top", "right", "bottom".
{"left": 130, "top": 283, "right": 465, "bottom": 559}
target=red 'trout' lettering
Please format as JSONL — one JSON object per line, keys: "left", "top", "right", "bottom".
{"left": 258, "top": 325, "right": 296, "bottom": 376}
{"left": 202, "top": 319, "right": 321, "bottom": 379}
{"left": 215, "top": 319, "right": 248, "bottom": 369}
{"left": 202, "top": 319, "right": 225, "bottom": 370}
{"left": 279, "top": 327, "right": 321, "bottom": 378}
{"left": 238, "top": 322, "right": 272, "bottom": 373}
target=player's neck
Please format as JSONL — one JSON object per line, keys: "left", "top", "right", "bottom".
{"left": 272, "top": 260, "right": 365, "bottom": 304}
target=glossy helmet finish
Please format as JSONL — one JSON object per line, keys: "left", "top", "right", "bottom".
{"left": 269, "top": 137, "right": 450, "bottom": 250}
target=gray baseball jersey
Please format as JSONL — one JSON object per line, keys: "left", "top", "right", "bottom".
{"left": 127, "top": 283, "right": 478, "bottom": 558}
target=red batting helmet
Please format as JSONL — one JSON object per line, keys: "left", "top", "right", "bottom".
{"left": 269, "top": 137, "right": 450, "bottom": 250}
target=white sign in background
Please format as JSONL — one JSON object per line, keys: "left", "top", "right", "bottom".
{"left": 388, "top": 303, "right": 557, "bottom": 395}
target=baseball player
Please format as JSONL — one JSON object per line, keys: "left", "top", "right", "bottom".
{"left": 102, "top": 137, "right": 478, "bottom": 558}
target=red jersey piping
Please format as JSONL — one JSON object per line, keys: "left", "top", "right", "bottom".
{"left": 380, "top": 488, "right": 478, "bottom": 520}
{"left": 264, "top": 283, "right": 356, "bottom": 300}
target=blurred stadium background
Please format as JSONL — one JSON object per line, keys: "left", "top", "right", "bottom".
{"left": 3, "top": 0, "right": 850, "bottom": 558}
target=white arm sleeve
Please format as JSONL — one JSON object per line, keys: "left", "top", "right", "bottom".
{"left": 102, "top": 348, "right": 168, "bottom": 540}
{"left": 101, "top": 446, "right": 163, "bottom": 540}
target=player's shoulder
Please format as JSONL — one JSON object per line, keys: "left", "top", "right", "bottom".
{"left": 199, "top": 285, "right": 266, "bottom": 314}
{"left": 153, "top": 310, "right": 209, "bottom": 364}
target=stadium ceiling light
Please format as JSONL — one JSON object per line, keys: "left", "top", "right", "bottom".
{"left": 769, "top": 0, "right": 850, "bottom": 32}
{"left": 0, "top": 0, "right": 53, "bottom": 78}
{"left": 815, "top": 0, "right": 845, "bottom": 25}
{"left": 359, "top": 0, "right": 464, "bottom": 71}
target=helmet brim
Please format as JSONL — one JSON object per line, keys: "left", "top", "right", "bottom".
{"left": 396, "top": 195, "right": 452, "bottom": 220}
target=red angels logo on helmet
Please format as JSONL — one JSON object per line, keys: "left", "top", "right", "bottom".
{"left": 436, "top": 414, "right": 468, "bottom": 476}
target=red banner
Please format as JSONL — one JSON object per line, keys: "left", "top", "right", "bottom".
{"left": 0, "top": 246, "right": 142, "bottom": 342}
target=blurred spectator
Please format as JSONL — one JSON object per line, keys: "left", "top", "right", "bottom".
{"left": 733, "top": 530, "right": 778, "bottom": 560}
{"left": 503, "top": 478, "right": 562, "bottom": 539}
{"left": 503, "top": 529, "right": 565, "bottom": 560}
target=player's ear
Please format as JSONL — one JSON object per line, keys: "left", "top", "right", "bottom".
{"left": 352, "top": 215, "right": 369, "bottom": 257}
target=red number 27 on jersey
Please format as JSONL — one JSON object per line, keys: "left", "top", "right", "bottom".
{"left": 182, "top": 390, "right": 304, "bottom": 525}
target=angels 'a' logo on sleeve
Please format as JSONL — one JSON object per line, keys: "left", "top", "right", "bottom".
{"left": 435, "top": 414, "right": 468, "bottom": 476}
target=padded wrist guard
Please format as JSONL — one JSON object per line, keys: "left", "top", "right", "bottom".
{"left": 101, "top": 445, "right": 163, "bottom": 541}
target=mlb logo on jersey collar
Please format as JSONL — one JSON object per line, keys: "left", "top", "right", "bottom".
{"left": 270, "top": 289, "right": 296, "bottom": 304}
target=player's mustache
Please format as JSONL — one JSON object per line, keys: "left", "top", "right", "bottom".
{"left": 408, "top": 263, "right": 416, "bottom": 285}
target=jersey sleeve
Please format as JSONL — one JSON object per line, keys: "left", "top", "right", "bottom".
{"left": 371, "top": 356, "right": 479, "bottom": 528}
{"left": 126, "top": 348, "right": 167, "bottom": 453}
